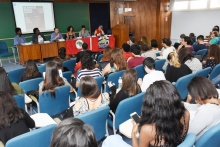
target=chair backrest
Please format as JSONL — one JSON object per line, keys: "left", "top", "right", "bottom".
{"left": 19, "top": 78, "right": 44, "bottom": 93}
{"left": 8, "top": 68, "right": 25, "bottom": 83}
{"left": 97, "top": 54, "right": 103, "bottom": 62}
{"left": 195, "top": 67, "right": 211, "bottom": 77}
{"left": 5, "top": 124, "right": 56, "bottom": 147}
{"left": 105, "top": 70, "right": 125, "bottom": 93}
{"left": 37, "top": 64, "right": 46, "bottom": 75}
{"left": 177, "top": 133, "right": 196, "bottom": 147}
{"left": 174, "top": 73, "right": 196, "bottom": 100}
{"left": 134, "top": 64, "right": 146, "bottom": 79}
{"left": 76, "top": 106, "right": 110, "bottom": 141}
{"left": 196, "top": 49, "right": 207, "bottom": 60}
{"left": 209, "top": 64, "right": 220, "bottom": 80}
{"left": 0, "top": 41, "right": 8, "bottom": 53}
{"left": 13, "top": 94, "right": 25, "bottom": 110}
{"left": 63, "top": 59, "right": 76, "bottom": 74}
{"left": 195, "top": 123, "right": 220, "bottom": 147}
{"left": 63, "top": 71, "right": 72, "bottom": 83}
{"left": 39, "top": 85, "right": 70, "bottom": 116}
{"left": 155, "top": 59, "right": 166, "bottom": 72}
{"left": 114, "top": 92, "right": 145, "bottom": 130}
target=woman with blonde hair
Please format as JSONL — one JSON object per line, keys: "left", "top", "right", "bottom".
{"left": 102, "top": 48, "right": 127, "bottom": 75}
{"left": 165, "top": 52, "right": 192, "bottom": 82}
{"left": 141, "top": 36, "right": 148, "bottom": 44}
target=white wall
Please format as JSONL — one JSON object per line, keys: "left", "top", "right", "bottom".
{"left": 171, "top": 10, "right": 220, "bottom": 43}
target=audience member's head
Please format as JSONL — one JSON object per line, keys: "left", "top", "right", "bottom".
{"left": 162, "top": 38, "right": 172, "bottom": 47}
{"left": 213, "top": 25, "right": 219, "bottom": 32}
{"left": 15, "top": 28, "right": 22, "bottom": 35}
{"left": 24, "top": 59, "right": 40, "bottom": 78}
{"left": 180, "top": 34, "right": 186, "bottom": 39}
{"left": 110, "top": 48, "right": 127, "bottom": 70}
{"left": 178, "top": 48, "right": 194, "bottom": 64}
{"left": 197, "top": 35, "right": 204, "bottom": 43}
{"left": 174, "top": 42, "right": 180, "bottom": 50}
{"left": 188, "top": 77, "right": 218, "bottom": 103}
{"left": 67, "top": 26, "right": 74, "bottom": 32}
{"left": 143, "top": 57, "right": 155, "bottom": 73}
{"left": 0, "top": 67, "right": 16, "bottom": 95}
{"left": 189, "top": 33, "right": 195, "bottom": 38}
{"left": 212, "top": 31, "right": 219, "bottom": 37}
{"left": 80, "top": 76, "right": 100, "bottom": 99}
{"left": 53, "top": 57, "right": 64, "bottom": 71}
{"left": 0, "top": 91, "right": 24, "bottom": 130}
{"left": 207, "top": 44, "right": 220, "bottom": 64}
{"left": 33, "top": 28, "right": 40, "bottom": 35}
{"left": 129, "top": 36, "right": 135, "bottom": 44}
{"left": 151, "top": 39, "right": 158, "bottom": 48}
{"left": 141, "top": 36, "right": 148, "bottom": 44}
{"left": 50, "top": 118, "right": 98, "bottom": 147}
{"left": 182, "top": 36, "right": 191, "bottom": 46}
{"left": 122, "top": 43, "right": 130, "bottom": 52}
{"left": 81, "top": 53, "right": 95, "bottom": 70}
{"left": 131, "top": 44, "right": 141, "bottom": 55}
{"left": 122, "top": 68, "right": 140, "bottom": 97}
{"left": 140, "top": 44, "right": 151, "bottom": 52}
{"left": 167, "top": 52, "right": 181, "bottom": 68}
{"left": 82, "top": 43, "right": 88, "bottom": 50}
{"left": 139, "top": 80, "right": 185, "bottom": 146}
{"left": 101, "top": 46, "right": 112, "bottom": 62}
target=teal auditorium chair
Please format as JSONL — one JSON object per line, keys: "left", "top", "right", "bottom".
{"left": 37, "top": 64, "right": 46, "bottom": 75}
{"left": 196, "top": 49, "right": 207, "bottom": 61}
{"left": 63, "top": 71, "right": 72, "bottom": 83}
{"left": 155, "top": 59, "right": 166, "bottom": 72}
{"left": 134, "top": 64, "right": 146, "bottom": 79}
{"left": 195, "top": 67, "right": 211, "bottom": 77}
{"left": 97, "top": 54, "right": 103, "bottom": 62}
{"left": 5, "top": 124, "right": 56, "bottom": 147}
{"left": 209, "top": 64, "right": 220, "bottom": 81}
{"left": 105, "top": 70, "right": 125, "bottom": 93}
{"left": 108, "top": 92, "right": 145, "bottom": 134}
{"left": 177, "top": 133, "right": 196, "bottom": 147}
{"left": 19, "top": 78, "right": 44, "bottom": 93}
{"left": 7, "top": 67, "right": 25, "bottom": 83}
{"left": 63, "top": 59, "right": 76, "bottom": 74}
{"left": 13, "top": 94, "right": 25, "bottom": 110}
{"left": 32, "top": 85, "right": 70, "bottom": 116}
{"left": 173, "top": 73, "right": 196, "bottom": 100}
{"left": 195, "top": 123, "right": 220, "bottom": 147}
{"left": 0, "top": 41, "right": 14, "bottom": 67}
{"left": 76, "top": 106, "right": 110, "bottom": 141}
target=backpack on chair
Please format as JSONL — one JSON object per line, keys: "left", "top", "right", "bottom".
{"left": 59, "top": 47, "right": 66, "bottom": 59}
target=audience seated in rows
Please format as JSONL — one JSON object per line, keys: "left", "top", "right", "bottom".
{"left": 122, "top": 43, "right": 132, "bottom": 60}
{"left": 203, "top": 44, "right": 220, "bottom": 71}
{"left": 178, "top": 36, "right": 194, "bottom": 52}
{"left": 20, "top": 59, "right": 42, "bottom": 82}
{"left": 209, "top": 31, "right": 220, "bottom": 45}
{"left": 150, "top": 39, "right": 159, "bottom": 51}
{"left": 193, "top": 35, "right": 208, "bottom": 52}
{"left": 178, "top": 48, "right": 202, "bottom": 73}
{"left": 73, "top": 76, "right": 109, "bottom": 117}
{"left": 102, "top": 48, "right": 127, "bottom": 75}
{"left": 0, "top": 91, "right": 35, "bottom": 145}
{"left": 140, "top": 36, "right": 149, "bottom": 45}
{"left": 127, "top": 36, "right": 135, "bottom": 46}
{"left": 98, "top": 46, "right": 112, "bottom": 70}
{"left": 39, "top": 61, "right": 73, "bottom": 94}
{"left": 165, "top": 52, "right": 192, "bottom": 83}
{"left": 184, "top": 77, "right": 220, "bottom": 140}
{"left": 189, "top": 32, "right": 196, "bottom": 45}
{"left": 108, "top": 68, "right": 141, "bottom": 113}
{"left": 50, "top": 118, "right": 98, "bottom": 147}
{"left": 76, "top": 42, "right": 93, "bottom": 63}
{"left": 0, "top": 67, "right": 23, "bottom": 95}
{"left": 141, "top": 44, "right": 157, "bottom": 60}
{"left": 138, "top": 57, "right": 165, "bottom": 92}
{"left": 127, "top": 44, "right": 145, "bottom": 68}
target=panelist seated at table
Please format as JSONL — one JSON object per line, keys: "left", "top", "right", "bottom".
{"left": 79, "top": 25, "right": 90, "bottom": 38}
{"left": 65, "top": 26, "right": 75, "bottom": 40}
{"left": 32, "top": 28, "right": 46, "bottom": 43}
{"left": 50, "top": 27, "right": 63, "bottom": 42}
{"left": 94, "top": 25, "right": 105, "bottom": 37}
{"left": 13, "top": 27, "right": 26, "bottom": 46}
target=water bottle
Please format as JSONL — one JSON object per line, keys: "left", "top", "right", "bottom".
{"left": 118, "top": 77, "right": 122, "bottom": 90}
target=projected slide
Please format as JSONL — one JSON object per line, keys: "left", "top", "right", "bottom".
{"left": 13, "top": 2, "right": 55, "bottom": 34}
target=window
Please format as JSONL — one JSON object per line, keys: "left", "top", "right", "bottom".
{"left": 190, "top": 0, "right": 208, "bottom": 9}
{"left": 173, "top": 1, "right": 189, "bottom": 10}
{"left": 210, "top": 0, "right": 220, "bottom": 8}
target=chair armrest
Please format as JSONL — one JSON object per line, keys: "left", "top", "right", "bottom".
{"left": 29, "top": 95, "right": 40, "bottom": 113}
{"left": 54, "top": 118, "right": 61, "bottom": 124}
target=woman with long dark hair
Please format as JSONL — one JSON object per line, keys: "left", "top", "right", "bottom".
{"left": 20, "top": 59, "right": 42, "bottom": 82}
{"left": 0, "top": 91, "right": 35, "bottom": 145}
{"left": 108, "top": 68, "right": 141, "bottom": 113}
{"left": 39, "top": 61, "right": 73, "bottom": 94}
{"left": 132, "top": 80, "right": 189, "bottom": 147}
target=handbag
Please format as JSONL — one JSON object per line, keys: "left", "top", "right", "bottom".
{"left": 52, "top": 105, "right": 74, "bottom": 120}
{"left": 26, "top": 90, "right": 39, "bottom": 100}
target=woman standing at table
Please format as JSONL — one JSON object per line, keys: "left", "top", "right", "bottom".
{"left": 66, "top": 26, "right": 75, "bottom": 40}
{"left": 0, "top": 91, "right": 35, "bottom": 145}
{"left": 94, "top": 25, "right": 105, "bottom": 37}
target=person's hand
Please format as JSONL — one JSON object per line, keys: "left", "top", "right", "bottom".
{"left": 202, "top": 60, "right": 206, "bottom": 64}
{"left": 108, "top": 81, "right": 115, "bottom": 88}
{"left": 131, "top": 121, "right": 140, "bottom": 139}
{"left": 137, "top": 78, "right": 143, "bottom": 86}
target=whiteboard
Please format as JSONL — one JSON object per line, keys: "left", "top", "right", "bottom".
{"left": 171, "top": 10, "right": 220, "bottom": 43}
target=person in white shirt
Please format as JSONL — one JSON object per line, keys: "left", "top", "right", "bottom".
{"left": 137, "top": 57, "right": 166, "bottom": 92}
{"left": 185, "top": 77, "right": 220, "bottom": 140}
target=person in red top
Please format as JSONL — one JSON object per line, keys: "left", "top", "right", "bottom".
{"left": 94, "top": 25, "right": 105, "bottom": 37}
{"left": 127, "top": 44, "right": 145, "bottom": 68}
{"left": 122, "top": 43, "right": 132, "bottom": 60}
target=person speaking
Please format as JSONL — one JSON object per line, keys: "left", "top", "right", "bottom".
{"left": 50, "top": 27, "right": 63, "bottom": 42}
